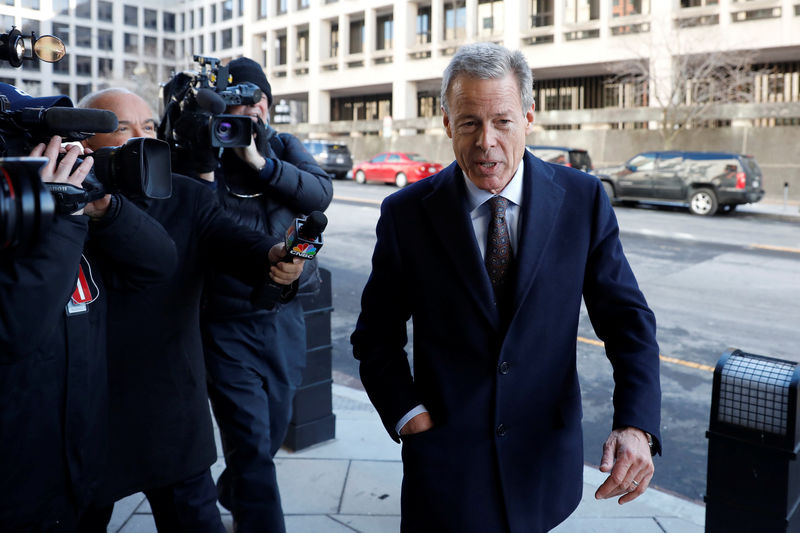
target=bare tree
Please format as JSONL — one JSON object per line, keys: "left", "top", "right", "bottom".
{"left": 608, "top": 28, "right": 768, "bottom": 148}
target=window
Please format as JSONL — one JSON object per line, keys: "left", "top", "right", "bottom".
{"left": 98, "top": 57, "right": 113, "bottom": 75}
{"left": 21, "top": 18, "right": 40, "bottom": 37}
{"left": 612, "top": 0, "right": 650, "bottom": 17}
{"left": 296, "top": 28, "right": 309, "bottom": 62}
{"left": 124, "top": 61, "right": 137, "bottom": 76}
{"left": 223, "top": 0, "right": 233, "bottom": 19}
{"left": 53, "top": 82, "right": 70, "bottom": 98}
{"left": 75, "top": 0, "right": 90, "bottom": 18}
{"left": 76, "top": 55, "right": 92, "bottom": 76}
{"left": 124, "top": 33, "right": 138, "bottom": 54}
{"left": 681, "top": 0, "right": 718, "bottom": 6}
{"left": 530, "top": 0, "right": 554, "bottom": 27}
{"left": 444, "top": 1, "right": 466, "bottom": 41}
{"left": 75, "top": 26, "right": 92, "bottom": 48}
{"left": 211, "top": 32, "right": 216, "bottom": 51}
{"left": 98, "top": 1, "right": 113, "bottom": 21}
{"left": 180, "top": 13, "right": 185, "bottom": 32}
{"left": 258, "top": 0, "right": 267, "bottom": 19}
{"left": 22, "top": 0, "right": 40, "bottom": 9}
{"left": 376, "top": 14, "right": 393, "bottom": 50}
{"left": 189, "top": 11, "right": 194, "bottom": 29}
{"left": 199, "top": 34, "right": 204, "bottom": 53}
{"left": 76, "top": 84, "right": 92, "bottom": 101}
{"left": 276, "top": 34, "right": 287, "bottom": 65}
{"left": 478, "top": 0, "right": 503, "bottom": 36}
{"left": 564, "top": 0, "right": 599, "bottom": 23}
{"left": 627, "top": 153, "right": 656, "bottom": 171}
{"left": 277, "top": 0, "right": 287, "bottom": 14}
{"left": 298, "top": 0, "right": 309, "bottom": 9}
{"left": 199, "top": 7, "right": 204, "bottom": 25}
{"left": 144, "top": 9, "right": 157, "bottom": 29}
{"left": 164, "top": 12, "right": 176, "bottom": 32}
{"left": 52, "top": 22, "right": 70, "bottom": 45}
{"left": 124, "top": 5, "right": 138, "bottom": 26}
{"left": 144, "top": 36, "right": 157, "bottom": 55}
{"left": 416, "top": 6, "right": 431, "bottom": 44}
{"left": 54, "top": 0, "right": 69, "bottom": 15}
{"left": 330, "top": 23, "right": 339, "bottom": 57}
{"left": 210, "top": 4, "right": 217, "bottom": 23}
{"left": 222, "top": 28, "right": 232, "bottom": 49}
{"left": 53, "top": 56, "right": 70, "bottom": 73}
{"left": 349, "top": 19, "right": 364, "bottom": 54}
{"left": 237, "top": 25, "right": 243, "bottom": 46}
{"left": 0, "top": 14, "right": 11, "bottom": 30}
{"left": 97, "top": 29, "right": 113, "bottom": 50}
{"left": 238, "top": 0, "right": 244, "bottom": 16}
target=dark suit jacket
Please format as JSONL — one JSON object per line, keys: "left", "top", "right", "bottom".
{"left": 351, "top": 151, "right": 661, "bottom": 533}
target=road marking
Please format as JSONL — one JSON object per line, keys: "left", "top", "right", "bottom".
{"left": 334, "top": 195, "right": 382, "bottom": 206}
{"left": 577, "top": 336, "right": 715, "bottom": 373}
{"left": 749, "top": 243, "right": 800, "bottom": 254}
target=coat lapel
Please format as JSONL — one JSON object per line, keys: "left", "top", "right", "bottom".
{"left": 512, "top": 152, "right": 566, "bottom": 315}
{"left": 422, "top": 164, "right": 499, "bottom": 331}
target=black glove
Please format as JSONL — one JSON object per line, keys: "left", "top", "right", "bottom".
{"left": 254, "top": 119, "right": 278, "bottom": 159}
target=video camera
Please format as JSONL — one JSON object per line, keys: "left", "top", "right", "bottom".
{"left": 0, "top": 27, "right": 171, "bottom": 253}
{"left": 159, "top": 55, "right": 262, "bottom": 153}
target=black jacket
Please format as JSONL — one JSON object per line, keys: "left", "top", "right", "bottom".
{"left": 0, "top": 197, "right": 177, "bottom": 530}
{"left": 204, "top": 131, "right": 332, "bottom": 318}
{"left": 100, "top": 175, "right": 284, "bottom": 502}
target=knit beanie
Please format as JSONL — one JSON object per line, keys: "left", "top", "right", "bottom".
{"left": 227, "top": 57, "right": 272, "bottom": 107}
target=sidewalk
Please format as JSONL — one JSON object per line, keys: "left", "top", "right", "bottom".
{"left": 106, "top": 384, "right": 705, "bottom": 533}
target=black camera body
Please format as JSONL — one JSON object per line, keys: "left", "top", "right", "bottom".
{"left": 159, "top": 55, "right": 262, "bottom": 155}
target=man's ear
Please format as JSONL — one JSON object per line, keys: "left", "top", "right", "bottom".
{"left": 524, "top": 103, "right": 535, "bottom": 135}
{"left": 442, "top": 108, "right": 452, "bottom": 139}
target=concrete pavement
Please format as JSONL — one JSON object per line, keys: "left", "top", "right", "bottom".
{"left": 106, "top": 384, "right": 705, "bottom": 533}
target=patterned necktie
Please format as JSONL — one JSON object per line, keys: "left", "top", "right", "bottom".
{"left": 485, "top": 196, "right": 512, "bottom": 300}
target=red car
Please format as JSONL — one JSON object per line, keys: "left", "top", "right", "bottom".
{"left": 353, "top": 152, "right": 443, "bottom": 187}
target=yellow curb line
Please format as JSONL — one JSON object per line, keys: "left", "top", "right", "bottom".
{"left": 577, "top": 336, "right": 715, "bottom": 373}
{"left": 749, "top": 244, "right": 800, "bottom": 254}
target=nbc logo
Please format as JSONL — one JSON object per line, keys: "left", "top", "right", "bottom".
{"left": 293, "top": 243, "right": 317, "bottom": 256}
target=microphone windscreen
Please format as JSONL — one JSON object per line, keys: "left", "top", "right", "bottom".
{"left": 196, "top": 88, "right": 226, "bottom": 114}
{"left": 43, "top": 107, "right": 119, "bottom": 134}
{"left": 299, "top": 211, "right": 328, "bottom": 239}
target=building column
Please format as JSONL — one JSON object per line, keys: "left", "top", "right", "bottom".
{"left": 504, "top": 0, "right": 524, "bottom": 49}
{"left": 465, "top": 0, "right": 478, "bottom": 41}
{"left": 432, "top": 0, "right": 444, "bottom": 58}
{"left": 339, "top": 12, "right": 349, "bottom": 70}
{"left": 365, "top": 7, "right": 376, "bottom": 64}
{"left": 599, "top": 0, "right": 611, "bottom": 41}
{"left": 648, "top": 0, "right": 672, "bottom": 129}
{"left": 309, "top": 88, "right": 331, "bottom": 124}
{"left": 287, "top": 24, "right": 297, "bottom": 79}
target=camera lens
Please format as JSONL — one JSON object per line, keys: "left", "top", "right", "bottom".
{"left": 214, "top": 120, "right": 236, "bottom": 143}
{"left": 0, "top": 159, "right": 55, "bottom": 253}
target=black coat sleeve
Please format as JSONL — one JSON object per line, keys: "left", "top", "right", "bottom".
{"left": 0, "top": 215, "right": 87, "bottom": 362}
{"left": 192, "top": 179, "right": 283, "bottom": 287}
{"left": 255, "top": 133, "right": 333, "bottom": 214}
{"left": 88, "top": 195, "right": 178, "bottom": 292}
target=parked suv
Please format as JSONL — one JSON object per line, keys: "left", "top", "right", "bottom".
{"left": 595, "top": 151, "right": 765, "bottom": 216}
{"left": 302, "top": 139, "right": 353, "bottom": 179}
{"left": 526, "top": 145, "right": 593, "bottom": 172}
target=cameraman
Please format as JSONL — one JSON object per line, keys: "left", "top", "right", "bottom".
{"left": 77, "top": 88, "right": 305, "bottom": 533}
{"left": 0, "top": 87, "right": 178, "bottom": 531}
{"left": 191, "top": 57, "right": 332, "bottom": 533}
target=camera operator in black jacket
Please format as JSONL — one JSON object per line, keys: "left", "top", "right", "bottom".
{"left": 192, "top": 57, "right": 332, "bottom": 533}
{"left": 77, "top": 88, "right": 305, "bottom": 533}
{"left": 0, "top": 100, "right": 178, "bottom": 530}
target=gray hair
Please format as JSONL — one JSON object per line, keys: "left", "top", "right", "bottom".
{"left": 440, "top": 42, "right": 534, "bottom": 115}
{"left": 76, "top": 87, "right": 138, "bottom": 109}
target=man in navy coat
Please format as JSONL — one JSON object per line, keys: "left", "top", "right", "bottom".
{"left": 351, "top": 42, "right": 661, "bottom": 533}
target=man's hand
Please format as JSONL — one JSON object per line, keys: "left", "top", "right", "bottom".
{"left": 399, "top": 412, "right": 434, "bottom": 436}
{"left": 594, "top": 427, "right": 654, "bottom": 504}
{"left": 30, "top": 136, "right": 94, "bottom": 216}
{"left": 267, "top": 243, "right": 304, "bottom": 285}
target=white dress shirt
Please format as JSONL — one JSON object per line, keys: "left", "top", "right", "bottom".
{"left": 396, "top": 160, "right": 526, "bottom": 435}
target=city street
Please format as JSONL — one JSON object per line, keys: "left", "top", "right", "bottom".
{"left": 319, "top": 179, "right": 800, "bottom": 504}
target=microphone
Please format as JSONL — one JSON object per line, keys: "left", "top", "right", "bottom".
{"left": 14, "top": 107, "right": 119, "bottom": 136}
{"left": 195, "top": 88, "right": 226, "bottom": 114}
{"left": 250, "top": 211, "right": 328, "bottom": 310}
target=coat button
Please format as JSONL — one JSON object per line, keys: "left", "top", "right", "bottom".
{"left": 496, "top": 424, "right": 506, "bottom": 437}
{"left": 498, "top": 361, "right": 510, "bottom": 375}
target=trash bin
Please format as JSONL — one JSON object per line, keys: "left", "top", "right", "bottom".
{"left": 705, "top": 348, "right": 800, "bottom": 532}
{"left": 283, "top": 267, "right": 336, "bottom": 451}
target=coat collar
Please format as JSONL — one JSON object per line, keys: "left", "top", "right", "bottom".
{"left": 421, "top": 152, "right": 565, "bottom": 331}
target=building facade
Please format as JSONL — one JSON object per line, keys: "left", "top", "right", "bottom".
{"left": 1, "top": 0, "right": 799, "bottom": 131}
